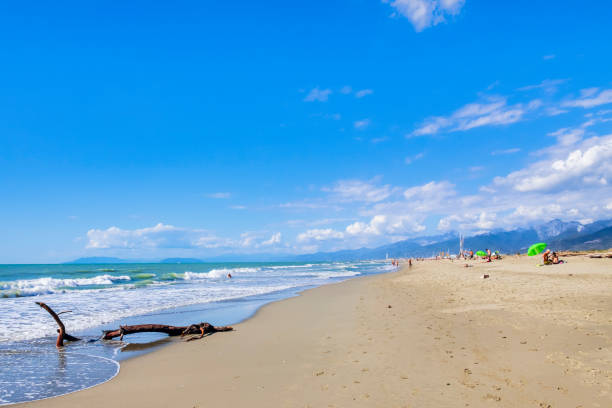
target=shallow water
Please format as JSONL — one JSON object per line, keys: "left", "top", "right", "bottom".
{"left": 0, "top": 261, "right": 393, "bottom": 405}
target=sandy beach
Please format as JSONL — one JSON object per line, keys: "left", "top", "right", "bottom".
{"left": 19, "top": 256, "right": 612, "bottom": 408}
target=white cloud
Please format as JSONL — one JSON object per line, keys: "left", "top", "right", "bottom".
{"left": 85, "top": 223, "right": 284, "bottom": 251}
{"left": 404, "top": 180, "right": 455, "bottom": 200}
{"left": 542, "top": 54, "right": 556, "bottom": 60}
{"left": 261, "top": 232, "right": 282, "bottom": 246}
{"left": 486, "top": 80, "right": 500, "bottom": 91}
{"left": 354, "top": 119, "right": 371, "bottom": 129}
{"left": 517, "top": 79, "right": 567, "bottom": 94}
{"left": 279, "top": 200, "right": 339, "bottom": 210}
{"left": 355, "top": 89, "right": 374, "bottom": 98}
{"left": 230, "top": 205, "right": 247, "bottom": 210}
{"left": 297, "top": 125, "right": 612, "bottom": 244}
{"left": 494, "top": 134, "right": 612, "bottom": 193}
{"left": 405, "top": 152, "right": 425, "bottom": 164}
{"left": 412, "top": 96, "right": 539, "bottom": 136}
{"left": 346, "top": 214, "right": 425, "bottom": 236}
{"left": 491, "top": 148, "right": 520, "bottom": 156}
{"left": 304, "top": 87, "right": 332, "bottom": 102}
{"left": 371, "top": 136, "right": 389, "bottom": 144}
{"left": 438, "top": 212, "right": 496, "bottom": 231}
{"left": 340, "top": 85, "right": 353, "bottom": 94}
{"left": 208, "top": 192, "right": 231, "bottom": 199}
{"left": 545, "top": 107, "right": 568, "bottom": 116}
{"left": 86, "top": 223, "right": 228, "bottom": 249}
{"left": 296, "top": 228, "right": 344, "bottom": 243}
{"left": 547, "top": 127, "right": 585, "bottom": 146}
{"left": 324, "top": 179, "right": 395, "bottom": 203}
{"left": 386, "top": 0, "right": 465, "bottom": 32}
{"left": 562, "top": 88, "right": 612, "bottom": 108}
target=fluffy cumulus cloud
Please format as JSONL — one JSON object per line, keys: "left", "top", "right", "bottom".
{"left": 385, "top": 0, "right": 465, "bottom": 32}
{"left": 412, "top": 97, "right": 540, "bottom": 136}
{"left": 262, "top": 232, "right": 282, "bottom": 246}
{"left": 438, "top": 212, "right": 496, "bottom": 231}
{"left": 346, "top": 215, "right": 425, "bottom": 236}
{"left": 494, "top": 134, "right": 612, "bottom": 193}
{"left": 296, "top": 228, "right": 344, "bottom": 243}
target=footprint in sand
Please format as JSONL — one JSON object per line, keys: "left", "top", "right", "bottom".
{"left": 483, "top": 393, "right": 501, "bottom": 402}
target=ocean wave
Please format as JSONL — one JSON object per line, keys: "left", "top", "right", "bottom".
{"left": 133, "top": 273, "right": 156, "bottom": 280}
{"left": 265, "top": 264, "right": 315, "bottom": 270}
{"left": 0, "top": 275, "right": 131, "bottom": 297}
{"left": 183, "top": 267, "right": 260, "bottom": 280}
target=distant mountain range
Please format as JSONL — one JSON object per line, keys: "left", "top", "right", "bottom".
{"left": 67, "top": 219, "right": 612, "bottom": 264}
{"left": 290, "top": 218, "right": 612, "bottom": 261}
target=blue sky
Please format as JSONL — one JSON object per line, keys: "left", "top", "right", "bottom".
{"left": 1, "top": 0, "right": 612, "bottom": 262}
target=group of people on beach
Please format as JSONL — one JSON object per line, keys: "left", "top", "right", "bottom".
{"left": 542, "top": 249, "right": 564, "bottom": 265}
{"left": 460, "top": 249, "right": 501, "bottom": 262}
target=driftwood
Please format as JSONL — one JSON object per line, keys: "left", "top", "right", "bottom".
{"left": 36, "top": 302, "right": 233, "bottom": 347}
{"left": 102, "top": 322, "right": 233, "bottom": 341}
{"left": 35, "top": 302, "right": 81, "bottom": 348}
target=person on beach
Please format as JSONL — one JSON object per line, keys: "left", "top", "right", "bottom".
{"left": 469, "top": 250, "right": 474, "bottom": 260}
{"left": 542, "top": 249, "right": 552, "bottom": 265}
{"left": 552, "top": 252, "right": 564, "bottom": 264}
{"left": 227, "top": 273, "right": 232, "bottom": 279}
{"left": 486, "top": 248, "right": 492, "bottom": 262}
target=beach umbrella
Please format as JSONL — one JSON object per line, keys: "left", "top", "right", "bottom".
{"left": 475, "top": 250, "right": 487, "bottom": 257}
{"left": 527, "top": 242, "right": 547, "bottom": 256}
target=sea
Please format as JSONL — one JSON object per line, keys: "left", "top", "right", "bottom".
{"left": 0, "top": 261, "right": 394, "bottom": 405}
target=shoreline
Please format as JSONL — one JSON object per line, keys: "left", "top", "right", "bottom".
{"left": 2, "top": 262, "right": 394, "bottom": 406}
{"left": 17, "top": 256, "right": 612, "bottom": 407}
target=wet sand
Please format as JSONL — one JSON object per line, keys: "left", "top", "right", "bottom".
{"left": 20, "top": 256, "right": 612, "bottom": 407}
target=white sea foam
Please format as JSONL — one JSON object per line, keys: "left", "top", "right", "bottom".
{"left": 208, "top": 267, "right": 260, "bottom": 274}
{"left": 0, "top": 275, "right": 131, "bottom": 297}
{"left": 266, "top": 264, "right": 315, "bottom": 269}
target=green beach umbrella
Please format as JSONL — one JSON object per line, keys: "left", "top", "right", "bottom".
{"left": 527, "top": 242, "right": 547, "bottom": 256}
{"left": 475, "top": 250, "right": 487, "bottom": 257}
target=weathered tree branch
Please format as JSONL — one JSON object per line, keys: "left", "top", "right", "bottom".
{"left": 101, "top": 322, "right": 233, "bottom": 341}
{"left": 35, "top": 302, "right": 81, "bottom": 347}
{"left": 36, "top": 301, "right": 233, "bottom": 347}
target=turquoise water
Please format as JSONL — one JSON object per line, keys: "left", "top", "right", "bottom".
{"left": 0, "top": 261, "right": 393, "bottom": 405}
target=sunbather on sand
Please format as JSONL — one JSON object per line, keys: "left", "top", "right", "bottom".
{"left": 542, "top": 249, "right": 552, "bottom": 265}
{"left": 552, "top": 252, "right": 564, "bottom": 264}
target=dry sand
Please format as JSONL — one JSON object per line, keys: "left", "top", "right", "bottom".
{"left": 20, "top": 256, "right": 612, "bottom": 407}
